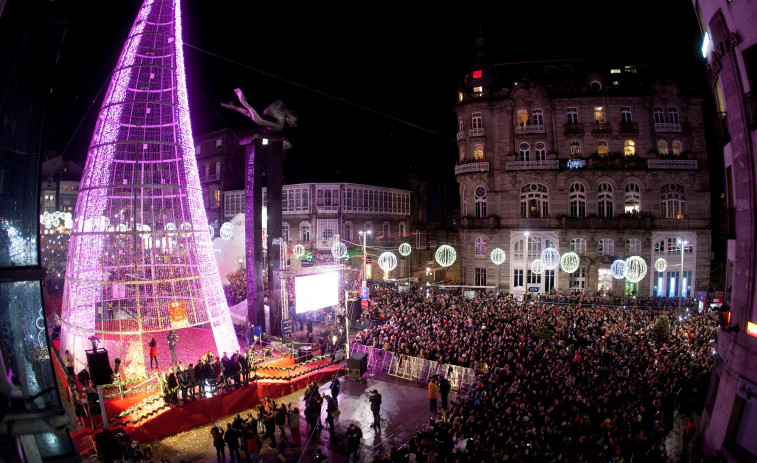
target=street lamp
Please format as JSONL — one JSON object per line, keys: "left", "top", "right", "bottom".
{"left": 359, "top": 230, "right": 371, "bottom": 286}
{"left": 677, "top": 239, "right": 689, "bottom": 312}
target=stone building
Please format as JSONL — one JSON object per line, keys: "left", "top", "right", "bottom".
{"left": 690, "top": 0, "right": 757, "bottom": 459}
{"left": 455, "top": 36, "right": 712, "bottom": 297}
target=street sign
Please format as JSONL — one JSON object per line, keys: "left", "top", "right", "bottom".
{"left": 282, "top": 319, "right": 292, "bottom": 336}
{"left": 361, "top": 299, "right": 368, "bottom": 309}
{"left": 360, "top": 287, "right": 369, "bottom": 300}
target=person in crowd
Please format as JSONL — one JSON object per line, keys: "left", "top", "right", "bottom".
{"left": 186, "top": 362, "right": 197, "bottom": 400}
{"left": 439, "top": 375, "right": 451, "bottom": 410}
{"left": 324, "top": 394, "right": 338, "bottom": 434}
{"left": 245, "top": 323, "right": 255, "bottom": 348}
{"left": 221, "top": 352, "right": 231, "bottom": 390}
{"left": 369, "top": 389, "right": 382, "bottom": 428}
{"left": 167, "top": 330, "right": 179, "bottom": 365}
{"left": 194, "top": 359, "right": 206, "bottom": 397}
{"left": 175, "top": 362, "right": 189, "bottom": 402}
{"left": 275, "top": 403, "right": 288, "bottom": 439}
{"left": 148, "top": 338, "right": 158, "bottom": 369}
{"left": 288, "top": 404, "right": 301, "bottom": 447}
{"left": 330, "top": 375, "right": 341, "bottom": 407}
{"left": 239, "top": 350, "right": 250, "bottom": 385}
{"left": 64, "top": 350, "right": 75, "bottom": 383}
{"left": 428, "top": 377, "right": 439, "bottom": 413}
{"left": 262, "top": 405, "right": 277, "bottom": 448}
{"left": 166, "top": 367, "right": 178, "bottom": 404}
{"left": 224, "top": 423, "right": 240, "bottom": 463}
{"left": 210, "top": 424, "right": 225, "bottom": 463}
{"left": 346, "top": 423, "right": 362, "bottom": 461}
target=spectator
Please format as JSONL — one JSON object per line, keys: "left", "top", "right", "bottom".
{"left": 224, "top": 423, "right": 240, "bottom": 463}
{"left": 330, "top": 375, "right": 341, "bottom": 407}
{"left": 369, "top": 389, "right": 382, "bottom": 428}
{"left": 346, "top": 423, "right": 362, "bottom": 461}
{"left": 428, "top": 378, "right": 439, "bottom": 413}
{"left": 148, "top": 339, "right": 158, "bottom": 369}
{"left": 288, "top": 404, "right": 301, "bottom": 447}
{"left": 167, "top": 330, "right": 179, "bottom": 365}
{"left": 210, "top": 424, "right": 225, "bottom": 463}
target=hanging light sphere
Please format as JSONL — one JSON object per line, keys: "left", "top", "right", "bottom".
{"left": 611, "top": 259, "right": 627, "bottom": 279}
{"left": 654, "top": 257, "right": 667, "bottom": 273}
{"left": 560, "top": 252, "right": 580, "bottom": 274}
{"left": 490, "top": 248, "right": 506, "bottom": 265}
{"left": 219, "top": 222, "right": 233, "bottom": 240}
{"left": 398, "top": 242, "right": 412, "bottom": 257}
{"left": 541, "top": 247, "right": 561, "bottom": 270}
{"left": 435, "top": 245, "right": 457, "bottom": 268}
{"left": 625, "top": 256, "right": 648, "bottom": 283}
{"left": 293, "top": 244, "right": 306, "bottom": 258}
{"left": 180, "top": 222, "right": 192, "bottom": 232}
{"left": 208, "top": 224, "right": 215, "bottom": 237}
{"left": 378, "top": 251, "right": 398, "bottom": 272}
{"left": 531, "top": 259, "right": 544, "bottom": 275}
{"left": 331, "top": 241, "right": 348, "bottom": 259}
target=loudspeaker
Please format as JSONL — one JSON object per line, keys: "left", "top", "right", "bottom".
{"left": 95, "top": 428, "right": 127, "bottom": 463}
{"left": 347, "top": 352, "right": 367, "bottom": 378}
{"left": 347, "top": 300, "right": 362, "bottom": 323}
{"left": 87, "top": 349, "right": 113, "bottom": 386}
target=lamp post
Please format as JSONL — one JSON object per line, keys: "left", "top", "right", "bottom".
{"left": 677, "top": 239, "right": 689, "bottom": 312}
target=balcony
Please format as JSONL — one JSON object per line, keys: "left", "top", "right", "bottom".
{"left": 505, "top": 160, "right": 559, "bottom": 171}
{"left": 201, "top": 173, "right": 221, "bottom": 182}
{"left": 647, "top": 159, "right": 698, "bottom": 170}
{"left": 619, "top": 121, "right": 638, "bottom": 134}
{"left": 592, "top": 121, "right": 611, "bottom": 134}
{"left": 455, "top": 161, "right": 489, "bottom": 175}
{"left": 456, "top": 131, "right": 466, "bottom": 141}
{"left": 515, "top": 124, "right": 546, "bottom": 134}
{"left": 654, "top": 122, "right": 682, "bottom": 133}
{"left": 469, "top": 127, "right": 485, "bottom": 137}
{"left": 564, "top": 123, "right": 584, "bottom": 135}
{"left": 460, "top": 216, "right": 499, "bottom": 229}
{"left": 558, "top": 214, "right": 654, "bottom": 230}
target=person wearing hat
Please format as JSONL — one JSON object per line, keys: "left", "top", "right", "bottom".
{"left": 369, "top": 389, "right": 382, "bottom": 428}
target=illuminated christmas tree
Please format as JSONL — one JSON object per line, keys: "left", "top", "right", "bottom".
{"left": 60, "top": 0, "right": 238, "bottom": 377}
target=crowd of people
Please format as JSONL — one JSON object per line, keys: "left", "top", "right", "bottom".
{"left": 353, "top": 287, "right": 716, "bottom": 462}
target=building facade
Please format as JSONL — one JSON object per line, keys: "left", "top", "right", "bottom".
{"left": 691, "top": 1, "right": 757, "bottom": 460}
{"left": 455, "top": 37, "right": 712, "bottom": 298}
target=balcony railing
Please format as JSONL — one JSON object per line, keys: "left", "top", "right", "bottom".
{"left": 592, "top": 121, "right": 611, "bottom": 133}
{"left": 456, "top": 131, "right": 466, "bottom": 141}
{"left": 455, "top": 161, "right": 489, "bottom": 175}
{"left": 460, "top": 216, "right": 499, "bottom": 228}
{"left": 654, "top": 122, "right": 682, "bottom": 132}
{"left": 558, "top": 214, "right": 654, "bottom": 229}
{"left": 505, "top": 160, "right": 560, "bottom": 171}
{"left": 515, "top": 124, "right": 546, "bottom": 134}
{"left": 619, "top": 121, "right": 638, "bottom": 133}
{"left": 647, "top": 159, "right": 698, "bottom": 170}
{"left": 564, "top": 123, "right": 583, "bottom": 134}
{"left": 469, "top": 127, "right": 485, "bottom": 137}
{"left": 201, "top": 173, "right": 221, "bottom": 182}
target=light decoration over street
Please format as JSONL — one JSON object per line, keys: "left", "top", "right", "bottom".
{"left": 331, "top": 241, "right": 347, "bottom": 259}
{"left": 490, "top": 248, "right": 506, "bottom": 265}
{"left": 560, "top": 252, "right": 580, "bottom": 274}
{"left": 655, "top": 257, "right": 668, "bottom": 273}
{"left": 220, "top": 222, "right": 233, "bottom": 240}
{"left": 208, "top": 224, "right": 215, "bottom": 237}
{"left": 611, "top": 259, "right": 627, "bottom": 279}
{"left": 398, "top": 242, "right": 411, "bottom": 257}
{"left": 624, "top": 256, "right": 648, "bottom": 283}
{"left": 292, "top": 244, "right": 306, "bottom": 258}
{"left": 541, "top": 247, "right": 560, "bottom": 270}
{"left": 435, "top": 245, "right": 457, "bottom": 267}
{"left": 378, "top": 251, "right": 398, "bottom": 272}
{"left": 531, "top": 259, "right": 544, "bottom": 275}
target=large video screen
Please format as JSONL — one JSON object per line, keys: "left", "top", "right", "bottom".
{"left": 295, "top": 271, "right": 339, "bottom": 313}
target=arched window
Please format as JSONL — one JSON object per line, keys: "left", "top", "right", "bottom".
{"left": 598, "top": 238, "right": 614, "bottom": 256}
{"left": 471, "top": 112, "right": 482, "bottom": 131}
{"left": 570, "top": 183, "right": 586, "bottom": 218}
{"left": 567, "top": 107, "right": 579, "bottom": 123}
{"left": 597, "top": 183, "right": 614, "bottom": 217}
{"left": 474, "top": 186, "right": 487, "bottom": 218}
{"left": 513, "top": 238, "right": 525, "bottom": 261}
{"left": 363, "top": 221, "right": 373, "bottom": 239}
{"left": 620, "top": 106, "right": 632, "bottom": 123}
{"left": 569, "top": 140, "right": 581, "bottom": 158}
{"left": 653, "top": 107, "right": 665, "bottom": 124}
{"left": 343, "top": 221, "right": 353, "bottom": 241}
{"left": 462, "top": 187, "right": 468, "bottom": 217}
{"left": 382, "top": 222, "right": 391, "bottom": 240}
{"left": 519, "top": 142, "right": 530, "bottom": 161}
{"left": 398, "top": 221, "right": 406, "bottom": 237}
{"left": 535, "top": 142, "right": 546, "bottom": 161}
{"left": 625, "top": 238, "right": 641, "bottom": 254}
{"left": 597, "top": 140, "right": 609, "bottom": 156}
{"left": 661, "top": 184, "right": 686, "bottom": 219}
{"left": 300, "top": 222, "right": 311, "bottom": 242}
{"left": 520, "top": 183, "right": 549, "bottom": 218}
{"left": 516, "top": 109, "right": 528, "bottom": 126}
{"left": 672, "top": 140, "right": 682, "bottom": 156}
{"left": 667, "top": 107, "right": 679, "bottom": 124}
{"left": 657, "top": 140, "right": 668, "bottom": 155}
{"left": 282, "top": 222, "right": 290, "bottom": 242}
{"left": 593, "top": 106, "right": 606, "bottom": 123}
{"left": 532, "top": 108, "right": 544, "bottom": 126}
{"left": 458, "top": 117, "right": 464, "bottom": 133}
{"left": 624, "top": 140, "right": 636, "bottom": 157}
{"left": 473, "top": 144, "right": 484, "bottom": 160}
{"left": 624, "top": 183, "right": 640, "bottom": 213}
{"left": 570, "top": 238, "right": 587, "bottom": 255}
{"left": 475, "top": 236, "right": 487, "bottom": 257}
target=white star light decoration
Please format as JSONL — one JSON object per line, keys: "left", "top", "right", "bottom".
{"left": 655, "top": 257, "right": 667, "bottom": 273}
{"left": 220, "top": 222, "right": 233, "bottom": 240}
{"left": 435, "top": 245, "right": 457, "bottom": 268}
{"left": 624, "top": 256, "right": 647, "bottom": 283}
{"left": 531, "top": 259, "right": 544, "bottom": 275}
{"left": 293, "top": 244, "right": 305, "bottom": 258}
{"left": 490, "top": 248, "right": 506, "bottom": 265}
{"left": 398, "top": 243, "right": 411, "bottom": 257}
{"left": 331, "top": 241, "right": 348, "bottom": 259}
{"left": 611, "top": 259, "right": 627, "bottom": 279}
{"left": 378, "top": 251, "right": 398, "bottom": 272}
{"left": 560, "top": 252, "right": 580, "bottom": 274}
{"left": 541, "top": 247, "right": 560, "bottom": 270}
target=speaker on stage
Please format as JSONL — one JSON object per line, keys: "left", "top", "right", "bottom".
{"left": 347, "top": 352, "right": 367, "bottom": 379}
{"left": 86, "top": 349, "right": 113, "bottom": 386}
{"left": 347, "top": 299, "right": 362, "bottom": 323}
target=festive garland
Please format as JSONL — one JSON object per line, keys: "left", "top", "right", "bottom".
{"left": 255, "top": 355, "right": 329, "bottom": 371}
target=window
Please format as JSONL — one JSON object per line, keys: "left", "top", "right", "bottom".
{"left": 519, "top": 142, "right": 530, "bottom": 161}
{"left": 458, "top": 118, "right": 464, "bottom": 133}
{"left": 624, "top": 183, "right": 641, "bottom": 213}
{"left": 282, "top": 222, "right": 290, "bottom": 242}
{"left": 597, "top": 140, "right": 609, "bottom": 156}
{"left": 398, "top": 221, "right": 406, "bottom": 237}
{"left": 516, "top": 109, "right": 528, "bottom": 126}
{"left": 462, "top": 187, "right": 467, "bottom": 217}
{"left": 215, "top": 161, "right": 221, "bottom": 177}
{"left": 544, "top": 269, "right": 556, "bottom": 291}
{"left": 569, "top": 183, "right": 586, "bottom": 218}
{"left": 527, "top": 236, "right": 543, "bottom": 259}
{"left": 598, "top": 238, "right": 614, "bottom": 256}
{"left": 597, "top": 183, "right": 614, "bottom": 217}
{"left": 195, "top": 144, "right": 201, "bottom": 154}
{"left": 316, "top": 187, "right": 340, "bottom": 211}
{"left": 654, "top": 107, "right": 665, "bottom": 124}
{"left": 657, "top": 140, "right": 668, "bottom": 155}
{"left": 520, "top": 183, "right": 549, "bottom": 218}
{"left": 216, "top": 138, "right": 223, "bottom": 148}
{"left": 567, "top": 107, "right": 579, "bottom": 124}
{"left": 532, "top": 108, "right": 544, "bottom": 126}
{"left": 513, "top": 238, "right": 525, "bottom": 261}
{"left": 300, "top": 222, "right": 311, "bottom": 242}
{"left": 474, "top": 186, "right": 487, "bottom": 218}
{"left": 624, "top": 65, "right": 636, "bottom": 74}
{"left": 620, "top": 106, "right": 632, "bottom": 123}
{"left": 209, "top": 185, "right": 221, "bottom": 208}
{"left": 472, "top": 112, "right": 483, "bottom": 134}
{"left": 475, "top": 236, "right": 487, "bottom": 257}
{"left": 282, "top": 186, "right": 311, "bottom": 213}
{"left": 382, "top": 222, "right": 391, "bottom": 240}
{"left": 363, "top": 221, "right": 373, "bottom": 239}
{"left": 569, "top": 140, "right": 581, "bottom": 158}
{"left": 570, "top": 238, "right": 587, "bottom": 255}
{"left": 569, "top": 268, "right": 586, "bottom": 290}
{"left": 473, "top": 144, "right": 484, "bottom": 160}
{"left": 672, "top": 140, "right": 682, "bottom": 156}
{"left": 513, "top": 268, "right": 524, "bottom": 287}
{"left": 625, "top": 238, "right": 642, "bottom": 255}
{"left": 317, "top": 219, "right": 339, "bottom": 248}
{"left": 667, "top": 107, "right": 679, "bottom": 124}
{"left": 343, "top": 222, "right": 353, "bottom": 241}
{"left": 594, "top": 106, "right": 606, "bottom": 123}
{"left": 535, "top": 142, "right": 546, "bottom": 161}
{"left": 661, "top": 184, "right": 686, "bottom": 219}
{"left": 624, "top": 139, "right": 636, "bottom": 157}
{"left": 475, "top": 268, "right": 487, "bottom": 286}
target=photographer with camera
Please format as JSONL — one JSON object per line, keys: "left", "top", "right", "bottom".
{"left": 368, "top": 389, "right": 382, "bottom": 428}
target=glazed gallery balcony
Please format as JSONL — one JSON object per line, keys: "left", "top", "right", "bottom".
{"left": 558, "top": 214, "right": 654, "bottom": 229}
{"left": 505, "top": 160, "right": 560, "bottom": 171}
{"left": 455, "top": 161, "right": 490, "bottom": 176}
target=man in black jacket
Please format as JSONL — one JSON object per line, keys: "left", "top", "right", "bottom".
{"left": 186, "top": 363, "right": 197, "bottom": 400}
{"left": 194, "top": 359, "right": 206, "bottom": 396}
{"left": 439, "top": 376, "right": 451, "bottom": 410}
{"left": 176, "top": 363, "right": 189, "bottom": 402}
{"left": 369, "top": 389, "right": 381, "bottom": 428}
{"left": 224, "top": 423, "right": 241, "bottom": 463}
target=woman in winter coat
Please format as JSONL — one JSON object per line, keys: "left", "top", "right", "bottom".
{"left": 149, "top": 338, "right": 158, "bottom": 369}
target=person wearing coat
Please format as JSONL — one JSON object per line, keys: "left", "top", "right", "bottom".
{"left": 194, "top": 359, "right": 206, "bottom": 396}
{"left": 428, "top": 378, "right": 440, "bottom": 413}
{"left": 210, "top": 424, "right": 225, "bottom": 463}
{"left": 148, "top": 338, "right": 158, "bottom": 369}
{"left": 166, "top": 368, "right": 178, "bottom": 404}
{"left": 186, "top": 363, "right": 197, "bottom": 399}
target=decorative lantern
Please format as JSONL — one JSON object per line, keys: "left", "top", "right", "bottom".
{"left": 164, "top": 222, "right": 176, "bottom": 236}
{"left": 220, "top": 222, "right": 233, "bottom": 240}
{"left": 398, "top": 242, "right": 412, "bottom": 257}
{"left": 654, "top": 257, "right": 667, "bottom": 273}
{"left": 331, "top": 241, "right": 348, "bottom": 259}
{"left": 435, "top": 245, "right": 457, "bottom": 267}
{"left": 293, "top": 244, "right": 305, "bottom": 258}
{"left": 490, "top": 248, "right": 506, "bottom": 265}
{"left": 541, "top": 247, "right": 560, "bottom": 270}
{"left": 611, "top": 259, "right": 626, "bottom": 279}
{"left": 208, "top": 224, "right": 215, "bottom": 237}
{"left": 531, "top": 259, "right": 544, "bottom": 275}
{"left": 625, "top": 256, "right": 647, "bottom": 283}
{"left": 560, "top": 252, "right": 580, "bottom": 274}
{"left": 378, "top": 251, "right": 398, "bottom": 272}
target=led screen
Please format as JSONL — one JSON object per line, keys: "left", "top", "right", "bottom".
{"left": 295, "top": 271, "right": 339, "bottom": 313}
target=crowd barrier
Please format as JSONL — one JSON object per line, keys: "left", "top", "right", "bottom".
{"left": 349, "top": 343, "right": 477, "bottom": 392}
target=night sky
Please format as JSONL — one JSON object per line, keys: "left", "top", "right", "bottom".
{"left": 41, "top": 0, "right": 706, "bottom": 190}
